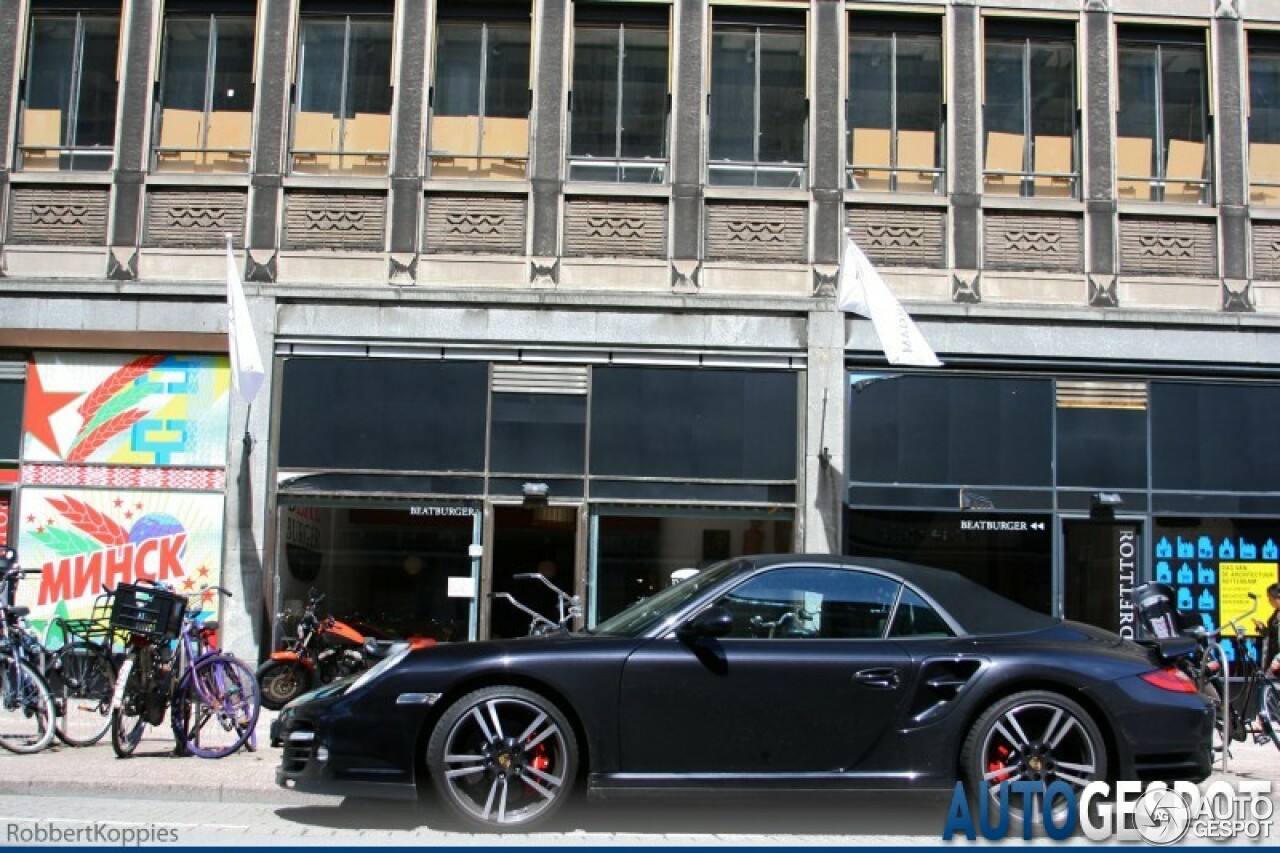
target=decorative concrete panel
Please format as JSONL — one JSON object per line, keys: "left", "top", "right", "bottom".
{"left": 8, "top": 186, "right": 110, "bottom": 245}
{"left": 983, "top": 212, "right": 1082, "bottom": 273}
{"left": 563, "top": 197, "right": 667, "bottom": 258}
{"left": 705, "top": 203, "right": 807, "bottom": 263}
{"left": 284, "top": 191, "right": 386, "bottom": 250}
{"left": 424, "top": 193, "right": 527, "bottom": 255}
{"left": 846, "top": 206, "right": 946, "bottom": 268}
{"left": 144, "top": 189, "right": 247, "bottom": 247}
{"left": 1252, "top": 222, "right": 1280, "bottom": 281}
{"left": 1119, "top": 216, "right": 1217, "bottom": 277}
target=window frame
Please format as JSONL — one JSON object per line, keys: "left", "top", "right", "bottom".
{"left": 1115, "top": 28, "right": 1213, "bottom": 205}
{"left": 709, "top": 566, "right": 903, "bottom": 641}
{"left": 707, "top": 12, "right": 809, "bottom": 189}
{"left": 567, "top": 9, "right": 671, "bottom": 185}
{"left": 846, "top": 14, "right": 945, "bottom": 195}
{"left": 1247, "top": 35, "right": 1280, "bottom": 206}
{"left": 290, "top": 11, "right": 394, "bottom": 177}
{"left": 981, "top": 23, "right": 1078, "bottom": 199}
{"left": 17, "top": 10, "right": 121, "bottom": 172}
{"left": 427, "top": 12, "right": 532, "bottom": 181}
{"left": 152, "top": 11, "right": 256, "bottom": 174}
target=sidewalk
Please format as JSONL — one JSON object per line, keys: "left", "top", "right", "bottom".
{"left": 2, "top": 709, "right": 1278, "bottom": 806}
{"left": 0, "top": 710, "right": 331, "bottom": 805}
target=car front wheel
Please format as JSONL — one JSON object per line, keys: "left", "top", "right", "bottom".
{"left": 426, "top": 685, "right": 578, "bottom": 832}
{"left": 960, "top": 690, "right": 1107, "bottom": 825}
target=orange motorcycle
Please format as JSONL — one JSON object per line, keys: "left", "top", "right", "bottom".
{"left": 257, "top": 589, "right": 380, "bottom": 710}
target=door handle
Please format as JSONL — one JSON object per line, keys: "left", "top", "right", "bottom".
{"left": 854, "top": 667, "right": 901, "bottom": 689}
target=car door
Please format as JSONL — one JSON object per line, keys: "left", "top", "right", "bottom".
{"left": 616, "top": 566, "right": 914, "bottom": 776}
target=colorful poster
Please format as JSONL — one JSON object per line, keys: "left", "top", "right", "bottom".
{"left": 1219, "top": 562, "right": 1278, "bottom": 637}
{"left": 23, "top": 353, "right": 231, "bottom": 467}
{"left": 14, "top": 488, "right": 225, "bottom": 636}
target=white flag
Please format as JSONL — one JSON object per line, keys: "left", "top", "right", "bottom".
{"left": 226, "top": 235, "right": 265, "bottom": 404}
{"left": 837, "top": 230, "right": 942, "bottom": 367}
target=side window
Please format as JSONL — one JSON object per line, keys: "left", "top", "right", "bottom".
{"left": 714, "top": 568, "right": 900, "bottom": 640}
{"left": 888, "top": 588, "right": 954, "bottom": 638}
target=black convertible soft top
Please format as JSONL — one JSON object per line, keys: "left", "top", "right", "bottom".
{"left": 749, "top": 554, "right": 1060, "bottom": 637}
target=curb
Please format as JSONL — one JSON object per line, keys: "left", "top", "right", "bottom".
{"left": 0, "top": 778, "right": 338, "bottom": 806}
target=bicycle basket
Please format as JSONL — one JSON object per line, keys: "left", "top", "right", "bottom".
{"left": 109, "top": 583, "right": 187, "bottom": 641}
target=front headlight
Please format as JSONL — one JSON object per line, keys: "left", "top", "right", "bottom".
{"left": 347, "top": 641, "right": 412, "bottom": 695}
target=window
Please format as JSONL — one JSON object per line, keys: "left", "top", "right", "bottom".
{"left": 712, "top": 567, "right": 900, "bottom": 640}
{"left": 708, "top": 11, "right": 806, "bottom": 188}
{"left": 153, "top": 11, "right": 255, "bottom": 174}
{"left": 1116, "top": 29, "right": 1211, "bottom": 204}
{"left": 18, "top": 11, "right": 120, "bottom": 171}
{"left": 888, "top": 587, "right": 953, "bottom": 638}
{"left": 291, "top": 10, "right": 393, "bottom": 176}
{"left": 568, "top": 6, "right": 669, "bottom": 183}
{"left": 847, "top": 15, "right": 943, "bottom": 194}
{"left": 1248, "top": 37, "right": 1280, "bottom": 206}
{"left": 429, "top": 4, "right": 531, "bottom": 181}
{"left": 983, "top": 22, "right": 1076, "bottom": 198}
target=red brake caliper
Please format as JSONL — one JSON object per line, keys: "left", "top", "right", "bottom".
{"left": 987, "top": 744, "right": 1013, "bottom": 783}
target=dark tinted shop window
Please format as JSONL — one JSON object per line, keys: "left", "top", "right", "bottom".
{"left": 1056, "top": 407, "right": 1147, "bottom": 488}
{"left": 848, "top": 375, "right": 1052, "bottom": 486}
{"left": 846, "top": 508, "right": 1053, "bottom": 614}
{"left": 590, "top": 367, "right": 797, "bottom": 480}
{"left": 279, "top": 359, "right": 487, "bottom": 471}
{"left": 0, "top": 381, "right": 22, "bottom": 461}
{"left": 1151, "top": 383, "right": 1280, "bottom": 492}
{"left": 490, "top": 392, "right": 586, "bottom": 475}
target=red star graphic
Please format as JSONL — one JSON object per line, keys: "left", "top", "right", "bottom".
{"left": 202, "top": 589, "right": 215, "bottom": 603}
{"left": 124, "top": 511, "right": 133, "bottom": 520}
{"left": 183, "top": 579, "right": 196, "bottom": 591}
{"left": 26, "top": 515, "right": 34, "bottom": 523}
{"left": 36, "top": 526, "right": 45, "bottom": 534}
{"left": 114, "top": 499, "right": 123, "bottom": 508}
{"left": 23, "top": 365, "right": 80, "bottom": 458}
{"left": 198, "top": 566, "right": 209, "bottom": 578}
{"left": 135, "top": 503, "right": 143, "bottom": 511}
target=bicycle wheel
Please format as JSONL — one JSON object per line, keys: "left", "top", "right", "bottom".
{"left": 50, "top": 642, "right": 115, "bottom": 747}
{"left": 111, "top": 653, "right": 149, "bottom": 758}
{"left": 172, "top": 654, "right": 260, "bottom": 759}
{"left": 0, "top": 654, "right": 56, "bottom": 754}
{"left": 1261, "top": 680, "right": 1280, "bottom": 752}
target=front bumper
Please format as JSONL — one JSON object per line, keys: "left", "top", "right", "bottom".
{"left": 273, "top": 694, "right": 421, "bottom": 802}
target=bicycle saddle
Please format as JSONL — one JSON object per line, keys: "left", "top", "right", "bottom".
{"left": 6, "top": 605, "right": 29, "bottom": 619}
{"left": 200, "top": 620, "right": 220, "bottom": 632}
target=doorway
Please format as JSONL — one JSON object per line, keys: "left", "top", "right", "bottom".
{"left": 487, "top": 505, "right": 578, "bottom": 639}
{"left": 1061, "top": 517, "right": 1143, "bottom": 639}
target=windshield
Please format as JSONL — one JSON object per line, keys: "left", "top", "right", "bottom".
{"left": 593, "top": 559, "right": 745, "bottom": 638}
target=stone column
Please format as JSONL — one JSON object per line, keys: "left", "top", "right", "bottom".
{"left": 245, "top": 0, "right": 296, "bottom": 282}
{"left": 1083, "top": 2, "right": 1118, "bottom": 307}
{"left": 949, "top": 2, "right": 981, "bottom": 301}
{"left": 107, "top": 0, "right": 157, "bottom": 280}
{"left": 529, "top": 0, "right": 568, "bottom": 284}
{"left": 1213, "top": 11, "right": 1251, "bottom": 309}
{"left": 669, "top": 0, "right": 706, "bottom": 292}
{"left": 389, "top": 0, "right": 428, "bottom": 282}
{"left": 811, "top": 0, "right": 843, "bottom": 293}
{"left": 802, "top": 310, "right": 846, "bottom": 553}
{"left": 0, "top": 0, "right": 23, "bottom": 253}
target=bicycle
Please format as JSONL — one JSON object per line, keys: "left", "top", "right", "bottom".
{"left": 492, "top": 572, "right": 582, "bottom": 636}
{"left": 0, "top": 549, "right": 116, "bottom": 750}
{"left": 110, "top": 579, "right": 261, "bottom": 759}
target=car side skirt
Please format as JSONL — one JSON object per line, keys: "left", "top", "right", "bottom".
{"left": 587, "top": 771, "right": 951, "bottom": 798}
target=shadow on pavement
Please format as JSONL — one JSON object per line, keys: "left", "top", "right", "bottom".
{"left": 274, "top": 790, "right": 953, "bottom": 837}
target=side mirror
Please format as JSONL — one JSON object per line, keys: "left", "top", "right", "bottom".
{"left": 677, "top": 605, "right": 733, "bottom": 640}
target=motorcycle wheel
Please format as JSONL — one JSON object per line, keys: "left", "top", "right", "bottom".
{"left": 257, "top": 660, "right": 312, "bottom": 711}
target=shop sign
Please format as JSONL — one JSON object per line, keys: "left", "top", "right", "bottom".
{"left": 15, "top": 488, "right": 226, "bottom": 636}
{"left": 1115, "top": 527, "right": 1138, "bottom": 639}
{"left": 409, "top": 505, "right": 477, "bottom": 517}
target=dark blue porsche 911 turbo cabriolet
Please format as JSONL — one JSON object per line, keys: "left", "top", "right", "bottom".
{"left": 274, "top": 554, "right": 1213, "bottom": 832}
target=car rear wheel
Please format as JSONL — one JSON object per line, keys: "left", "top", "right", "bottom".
{"left": 961, "top": 690, "right": 1107, "bottom": 824}
{"left": 426, "top": 685, "right": 577, "bottom": 832}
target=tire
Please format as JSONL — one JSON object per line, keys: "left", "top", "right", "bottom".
{"left": 111, "top": 653, "right": 148, "bottom": 758}
{"left": 0, "top": 654, "right": 56, "bottom": 754}
{"left": 426, "top": 685, "right": 578, "bottom": 832}
{"left": 257, "top": 660, "right": 313, "bottom": 711}
{"left": 50, "top": 642, "right": 115, "bottom": 747}
{"left": 172, "top": 654, "right": 261, "bottom": 759}
{"left": 960, "top": 690, "right": 1107, "bottom": 824}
